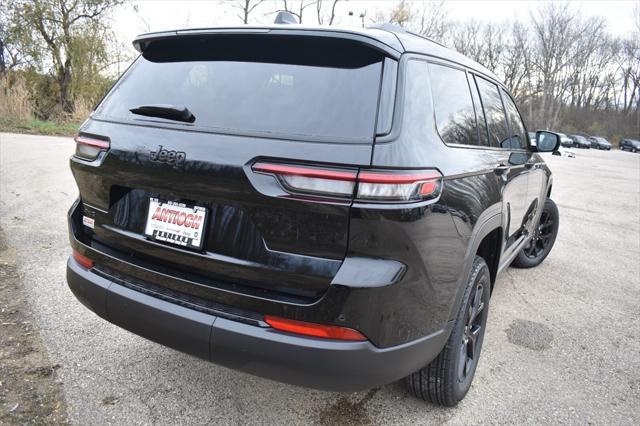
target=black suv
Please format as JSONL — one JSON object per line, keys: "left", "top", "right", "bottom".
{"left": 620, "top": 138, "right": 640, "bottom": 152}
{"left": 568, "top": 134, "right": 591, "bottom": 148}
{"left": 67, "top": 23, "right": 560, "bottom": 406}
{"left": 589, "top": 136, "right": 612, "bottom": 150}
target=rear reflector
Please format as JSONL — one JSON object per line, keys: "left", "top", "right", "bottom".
{"left": 252, "top": 162, "right": 442, "bottom": 202}
{"left": 72, "top": 250, "right": 94, "bottom": 269}
{"left": 264, "top": 315, "right": 367, "bottom": 341}
{"left": 74, "top": 135, "right": 110, "bottom": 160}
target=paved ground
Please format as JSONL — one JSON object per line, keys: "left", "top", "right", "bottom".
{"left": 1, "top": 132, "right": 639, "bottom": 425}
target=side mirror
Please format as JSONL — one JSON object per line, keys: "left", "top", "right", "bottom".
{"left": 535, "top": 131, "right": 560, "bottom": 152}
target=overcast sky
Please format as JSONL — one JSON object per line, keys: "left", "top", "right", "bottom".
{"left": 112, "top": 0, "right": 639, "bottom": 52}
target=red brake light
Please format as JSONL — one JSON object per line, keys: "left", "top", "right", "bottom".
{"left": 253, "top": 162, "right": 357, "bottom": 181}
{"left": 264, "top": 315, "right": 367, "bottom": 341}
{"left": 358, "top": 171, "right": 441, "bottom": 184}
{"left": 74, "top": 135, "right": 109, "bottom": 160}
{"left": 72, "top": 250, "right": 94, "bottom": 269}
{"left": 253, "top": 162, "right": 357, "bottom": 198}
{"left": 252, "top": 162, "right": 442, "bottom": 202}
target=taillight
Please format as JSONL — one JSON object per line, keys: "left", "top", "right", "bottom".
{"left": 74, "top": 135, "right": 109, "bottom": 160}
{"left": 264, "top": 315, "right": 367, "bottom": 341}
{"left": 252, "top": 162, "right": 442, "bottom": 202}
{"left": 357, "top": 170, "right": 441, "bottom": 201}
{"left": 72, "top": 250, "right": 94, "bottom": 269}
{"left": 252, "top": 162, "right": 357, "bottom": 198}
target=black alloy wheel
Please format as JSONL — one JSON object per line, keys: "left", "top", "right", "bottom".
{"left": 405, "top": 256, "right": 491, "bottom": 406}
{"left": 458, "top": 281, "right": 485, "bottom": 382}
{"left": 512, "top": 198, "right": 559, "bottom": 268}
{"left": 523, "top": 209, "right": 554, "bottom": 260}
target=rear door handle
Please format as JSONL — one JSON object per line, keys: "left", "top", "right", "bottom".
{"left": 494, "top": 163, "right": 510, "bottom": 175}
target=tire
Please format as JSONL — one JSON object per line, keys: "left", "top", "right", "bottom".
{"left": 405, "top": 256, "right": 490, "bottom": 407}
{"left": 511, "top": 198, "right": 559, "bottom": 268}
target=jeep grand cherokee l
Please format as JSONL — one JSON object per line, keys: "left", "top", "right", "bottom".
{"left": 67, "top": 23, "right": 560, "bottom": 406}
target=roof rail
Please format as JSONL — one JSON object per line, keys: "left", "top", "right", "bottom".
{"left": 274, "top": 11, "right": 298, "bottom": 24}
{"left": 368, "top": 22, "right": 448, "bottom": 49}
{"left": 368, "top": 22, "right": 407, "bottom": 33}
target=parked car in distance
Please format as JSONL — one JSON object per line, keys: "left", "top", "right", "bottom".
{"left": 557, "top": 132, "right": 574, "bottom": 148}
{"left": 66, "top": 18, "right": 561, "bottom": 407}
{"left": 568, "top": 134, "right": 591, "bottom": 149}
{"left": 620, "top": 138, "right": 640, "bottom": 152}
{"left": 589, "top": 136, "right": 612, "bottom": 150}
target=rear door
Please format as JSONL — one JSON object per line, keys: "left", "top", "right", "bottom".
{"left": 474, "top": 75, "right": 530, "bottom": 248}
{"left": 71, "top": 34, "right": 394, "bottom": 302}
{"left": 500, "top": 89, "right": 546, "bottom": 234}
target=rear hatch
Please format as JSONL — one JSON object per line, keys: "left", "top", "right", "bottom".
{"left": 71, "top": 32, "right": 396, "bottom": 303}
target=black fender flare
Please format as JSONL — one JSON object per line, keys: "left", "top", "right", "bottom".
{"left": 446, "top": 203, "right": 503, "bottom": 324}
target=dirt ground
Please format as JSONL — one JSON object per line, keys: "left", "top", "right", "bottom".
{"left": 0, "top": 229, "right": 67, "bottom": 424}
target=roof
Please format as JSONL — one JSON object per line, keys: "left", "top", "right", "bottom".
{"left": 133, "top": 23, "right": 499, "bottom": 82}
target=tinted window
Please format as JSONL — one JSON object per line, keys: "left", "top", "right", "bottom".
{"left": 402, "top": 59, "right": 432, "bottom": 143}
{"left": 429, "top": 63, "right": 478, "bottom": 146}
{"left": 501, "top": 89, "right": 527, "bottom": 150}
{"left": 470, "top": 75, "right": 490, "bottom": 146}
{"left": 376, "top": 58, "right": 398, "bottom": 135}
{"left": 98, "top": 55, "right": 382, "bottom": 142}
{"left": 475, "top": 77, "right": 510, "bottom": 148}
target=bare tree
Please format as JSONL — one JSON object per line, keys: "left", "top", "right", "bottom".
{"left": 415, "top": 0, "right": 449, "bottom": 41}
{"left": 386, "top": 0, "right": 413, "bottom": 27}
{"left": 230, "top": 0, "right": 267, "bottom": 24}
{"left": 316, "top": 0, "right": 342, "bottom": 25}
{"left": 280, "top": 0, "right": 317, "bottom": 24}
{"left": 528, "top": 2, "right": 583, "bottom": 129}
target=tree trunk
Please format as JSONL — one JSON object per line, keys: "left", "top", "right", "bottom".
{"left": 59, "top": 62, "right": 74, "bottom": 113}
{"left": 0, "top": 38, "right": 6, "bottom": 75}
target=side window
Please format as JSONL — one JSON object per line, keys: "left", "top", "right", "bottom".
{"left": 428, "top": 63, "right": 478, "bottom": 146}
{"left": 469, "top": 75, "right": 490, "bottom": 147}
{"left": 475, "top": 77, "right": 510, "bottom": 148}
{"left": 501, "top": 89, "right": 528, "bottom": 150}
{"left": 376, "top": 58, "right": 398, "bottom": 135}
{"left": 401, "top": 59, "right": 432, "bottom": 142}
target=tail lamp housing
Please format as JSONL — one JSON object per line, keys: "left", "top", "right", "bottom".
{"left": 252, "top": 161, "right": 442, "bottom": 203}
{"left": 74, "top": 135, "right": 110, "bottom": 160}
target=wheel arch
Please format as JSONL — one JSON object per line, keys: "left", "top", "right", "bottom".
{"left": 447, "top": 208, "right": 503, "bottom": 322}
{"left": 475, "top": 227, "right": 502, "bottom": 290}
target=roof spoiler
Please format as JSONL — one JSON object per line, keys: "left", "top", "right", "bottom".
{"left": 131, "top": 28, "right": 403, "bottom": 58}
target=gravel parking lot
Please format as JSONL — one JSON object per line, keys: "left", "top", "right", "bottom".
{"left": 1, "top": 132, "right": 639, "bottom": 425}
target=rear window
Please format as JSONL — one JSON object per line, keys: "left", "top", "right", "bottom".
{"left": 501, "top": 89, "right": 528, "bottom": 150}
{"left": 475, "top": 77, "right": 510, "bottom": 148}
{"left": 428, "top": 63, "right": 478, "bottom": 146}
{"left": 96, "top": 37, "right": 386, "bottom": 142}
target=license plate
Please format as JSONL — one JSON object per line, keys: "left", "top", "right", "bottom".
{"left": 144, "top": 198, "right": 207, "bottom": 250}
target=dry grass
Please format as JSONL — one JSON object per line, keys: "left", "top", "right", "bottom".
{"left": 0, "top": 75, "right": 32, "bottom": 121}
{"left": 69, "top": 97, "right": 92, "bottom": 124}
{"left": 0, "top": 75, "right": 81, "bottom": 136}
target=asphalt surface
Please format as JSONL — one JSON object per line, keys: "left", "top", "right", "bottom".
{"left": 1, "top": 132, "right": 639, "bottom": 425}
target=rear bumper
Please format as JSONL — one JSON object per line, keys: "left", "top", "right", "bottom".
{"left": 67, "top": 257, "right": 448, "bottom": 391}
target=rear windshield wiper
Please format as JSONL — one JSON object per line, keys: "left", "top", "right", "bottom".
{"left": 129, "top": 104, "right": 195, "bottom": 123}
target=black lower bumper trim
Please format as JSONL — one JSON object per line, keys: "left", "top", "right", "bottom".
{"left": 67, "top": 257, "right": 448, "bottom": 392}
